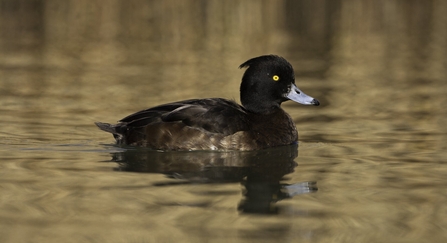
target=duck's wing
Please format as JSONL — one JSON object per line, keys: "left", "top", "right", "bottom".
{"left": 95, "top": 98, "right": 250, "bottom": 145}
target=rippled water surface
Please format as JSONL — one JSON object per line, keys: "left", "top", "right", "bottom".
{"left": 1, "top": 1, "right": 447, "bottom": 242}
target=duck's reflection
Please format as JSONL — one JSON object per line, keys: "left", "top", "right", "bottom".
{"left": 109, "top": 144, "right": 317, "bottom": 214}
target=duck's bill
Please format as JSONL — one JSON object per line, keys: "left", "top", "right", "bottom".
{"left": 286, "top": 84, "right": 320, "bottom": 106}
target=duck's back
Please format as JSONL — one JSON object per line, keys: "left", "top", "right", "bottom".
{"left": 96, "top": 98, "right": 253, "bottom": 150}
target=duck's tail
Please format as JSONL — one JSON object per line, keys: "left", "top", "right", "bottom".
{"left": 95, "top": 122, "right": 117, "bottom": 134}
{"left": 95, "top": 121, "right": 126, "bottom": 144}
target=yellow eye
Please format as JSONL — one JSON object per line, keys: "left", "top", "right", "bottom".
{"left": 272, "top": 75, "right": 280, "bottom": 81}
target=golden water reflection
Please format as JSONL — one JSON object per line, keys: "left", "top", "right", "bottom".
{"left": 109, "top": 144, "right": 317, "bottom": 214}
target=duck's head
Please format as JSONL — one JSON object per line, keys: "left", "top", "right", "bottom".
{"left": 239, "top": 55, "right": 320, "bottom": 114}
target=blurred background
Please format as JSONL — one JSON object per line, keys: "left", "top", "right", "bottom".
{"left": 1, "top": 1, "right": 447, "bottom": 242}
{"left": 0, "top": 0, "right": 446, "bottom": 141}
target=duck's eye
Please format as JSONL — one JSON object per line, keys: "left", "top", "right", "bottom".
{"left": 272, "top": 75, "right": 280, "bottom": 81}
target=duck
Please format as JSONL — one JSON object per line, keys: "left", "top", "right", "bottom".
{"left": 95, "top": 55, "right": 320, "bottom": 151}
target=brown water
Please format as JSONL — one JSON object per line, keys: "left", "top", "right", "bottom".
{"left": 1, "top": 1, "right": 447, "bottom": 242}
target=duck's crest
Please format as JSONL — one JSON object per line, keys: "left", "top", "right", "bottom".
{"left": 239, "top": 55, "right": 284, "bottom": 69}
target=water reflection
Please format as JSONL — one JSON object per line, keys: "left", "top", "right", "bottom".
{"left": 107, "top": 144, "right": 317, "bottom": 214}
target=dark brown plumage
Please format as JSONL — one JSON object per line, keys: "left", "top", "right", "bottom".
{"left": 95, "top": 55, "right": 319, "bottom": 151}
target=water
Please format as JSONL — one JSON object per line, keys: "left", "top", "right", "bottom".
{"left": 1, "top": 1, "right": 447, "bottom": 242}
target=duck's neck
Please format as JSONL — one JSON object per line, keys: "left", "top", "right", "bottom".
{"left": 242, "top": 101, "right": 280, "bottom": 114}
{"left": 240, "top": 91, "right": 281, "bottom": 114}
